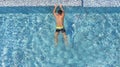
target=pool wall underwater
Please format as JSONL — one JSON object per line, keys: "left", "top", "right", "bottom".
{"left": 0, "top": 0, "right": 120, "bottom": 67}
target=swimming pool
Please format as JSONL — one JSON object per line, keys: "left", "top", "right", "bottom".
{"left": 0, "top": 6, "right": 120, "bottom": 67}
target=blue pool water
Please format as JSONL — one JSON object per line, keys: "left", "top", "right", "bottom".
{"left": 0, "top": 7, "right": 120, "bottom": 67}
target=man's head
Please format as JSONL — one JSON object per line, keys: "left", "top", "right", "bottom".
{"left": 58, "top": 10, "right": 63, "bottom": 15}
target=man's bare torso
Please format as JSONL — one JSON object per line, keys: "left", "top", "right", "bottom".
{"left": 55, "top": 14, "right": 64, "bottom": 27}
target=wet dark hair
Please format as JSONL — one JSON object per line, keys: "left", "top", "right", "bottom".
{"left": 58, "top": 10, "right": 63, "bottom": 15}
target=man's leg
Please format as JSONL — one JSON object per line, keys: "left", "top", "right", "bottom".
{"left": 62, "top": 32, "right": 68, "bottom": 45}
{"left": 54, "top": 32, "right": 59, "bottom": 45}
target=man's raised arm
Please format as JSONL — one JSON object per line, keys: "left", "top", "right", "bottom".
{"left": 60, "top": 4, "right": 64, "bottom": 12}
{"left": 60, "top": 4, "right": 64, "bottom": 15}
{"left": 53, "top": 4, "right": 57, "bottom": 16}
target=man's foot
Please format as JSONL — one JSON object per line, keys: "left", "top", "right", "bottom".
{"left": 65, "top": 40, "right": 68, "bottom": 46}
{"left": 55, "top": 42, "right": 58, "bottom": 47}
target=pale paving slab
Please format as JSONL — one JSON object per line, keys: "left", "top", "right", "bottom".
{"left": 84, "top": 0, "right": 120, "bottom": 7}
{"left": 0, "top": 0, "right": 81, "bottom": 6}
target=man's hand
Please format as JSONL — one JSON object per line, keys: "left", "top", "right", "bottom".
{"left": 60, "top": 4, "right": 62, "bottom": 8}
{"left": 54, "top": 4, "right": 57, "bottom": 8}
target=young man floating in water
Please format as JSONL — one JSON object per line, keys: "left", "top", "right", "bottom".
{"left": 53, "top": 4, "right": 67, "bottom": 45}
